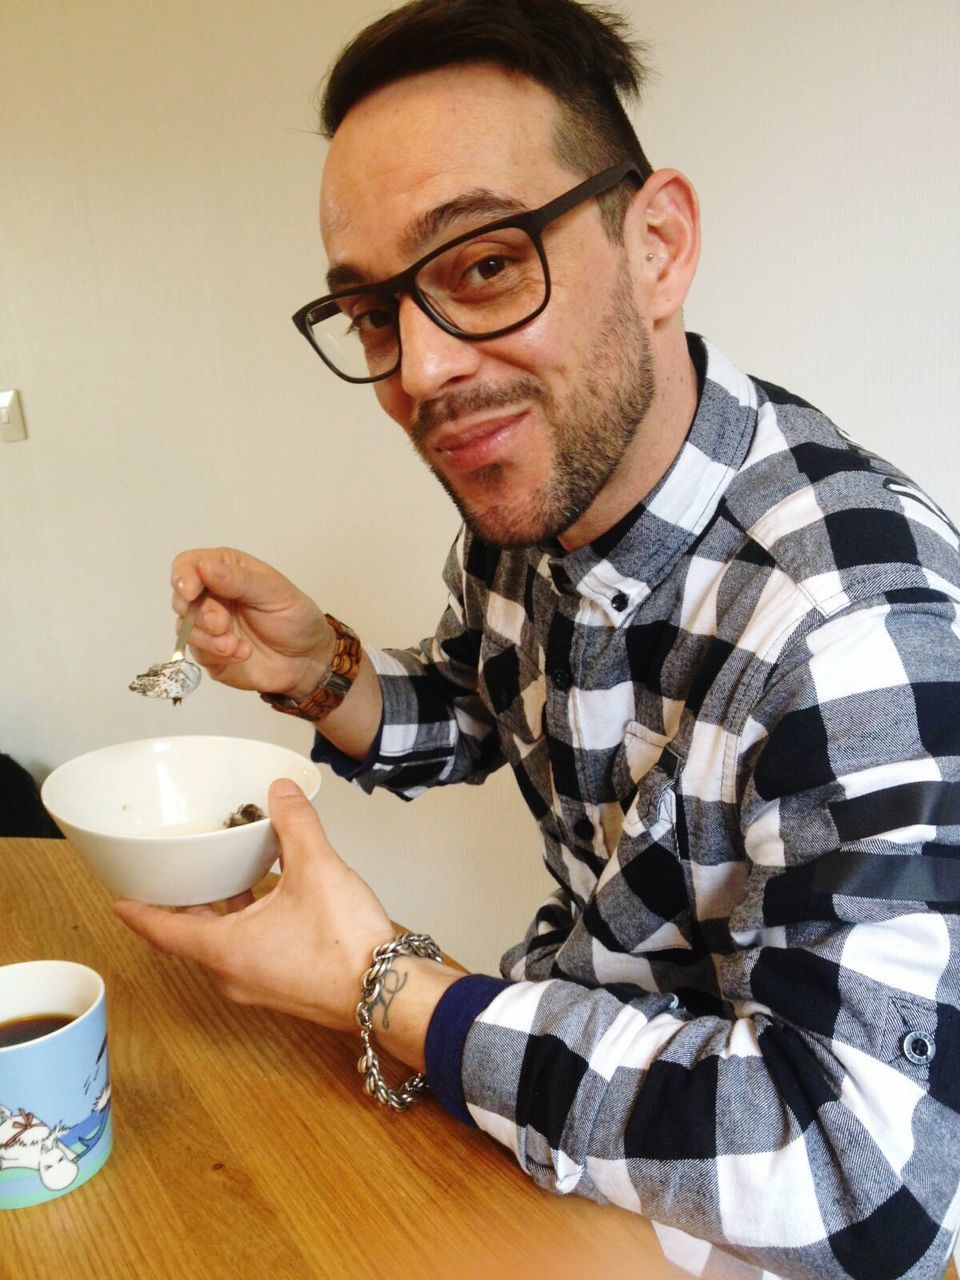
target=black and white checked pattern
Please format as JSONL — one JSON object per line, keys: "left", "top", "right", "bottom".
{"left": 344, "top": 336, "right": 960, "bottom": 1279}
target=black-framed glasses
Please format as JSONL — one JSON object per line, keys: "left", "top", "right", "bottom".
{"left": 292, "top": 160, "right": 642, "bottom": 384}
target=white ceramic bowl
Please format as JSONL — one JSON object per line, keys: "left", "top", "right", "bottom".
{"left": 41, "top": 735, "right": 321, "bottom": 906}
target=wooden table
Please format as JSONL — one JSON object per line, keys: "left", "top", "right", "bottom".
{"left": 1, "top": 838, "right": 697, "bottom": 1280}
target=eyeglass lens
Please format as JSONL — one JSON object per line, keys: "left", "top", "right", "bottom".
{"left": 308, "top": 225, "right": 547, "bottom": 381}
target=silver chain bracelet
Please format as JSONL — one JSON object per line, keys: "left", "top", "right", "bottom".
{"left": 355, "top": 932, "right": 444, "bottom": 1111}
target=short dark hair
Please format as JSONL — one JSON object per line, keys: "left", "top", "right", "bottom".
{"left": 318, "top": 0, "right": 654, "bottom": 239}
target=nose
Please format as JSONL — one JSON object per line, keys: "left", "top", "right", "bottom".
{"left": 395, "top": 295, "right": 481, "bottom": 402}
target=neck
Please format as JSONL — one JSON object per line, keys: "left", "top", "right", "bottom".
{"left": 557, "top": 335, "right": 699, "bottom": 552}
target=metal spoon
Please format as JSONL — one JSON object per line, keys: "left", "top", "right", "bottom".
{"left": 129, "top": 596, "right": 204, "bottom": 705}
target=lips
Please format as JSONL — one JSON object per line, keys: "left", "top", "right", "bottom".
{"left": 428, "top": 411, "right": 527, "bottom": 473}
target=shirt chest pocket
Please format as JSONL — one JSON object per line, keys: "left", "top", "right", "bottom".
{"left": 615, "top": 721, "right": 682, "bottom": 840}
{"left": 592, "top": 721, "right": 693, "bottom": 954}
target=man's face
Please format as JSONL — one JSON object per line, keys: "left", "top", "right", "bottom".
{"left": 320, "top": 65, "right": 655, "bottom": 549}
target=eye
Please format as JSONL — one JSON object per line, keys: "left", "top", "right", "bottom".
{"left": 346, "top": 304, "right": 394, "bottom": 336}
{"left": 471, "top": 255, "right": 508, "bottom": 282}
{"left": 438, "top": 231, "right": 534, "bottom": 297}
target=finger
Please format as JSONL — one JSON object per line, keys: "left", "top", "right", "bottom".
{"left": 113, "top": 898, "right": 224, "bottom": 963}
{"left": 165, "top": 592, "right": 254, "bottom": 671}
{"left": 178, "top": 892, "right": 253, "bottom": 915}
{"left": 170, "top": 590, "right": 227, "bottom": 631}
{"left": 224, "top": 889, "right": 256, "bottom": 913}
{"left": 185, "top": 627, "right": 251, "bottom": 666}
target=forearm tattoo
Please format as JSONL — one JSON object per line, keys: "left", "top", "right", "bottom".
{"left": 373, "top": 965, "right": 408, "bottom": 1032}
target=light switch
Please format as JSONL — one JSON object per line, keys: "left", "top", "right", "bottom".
{"left": 0, "top": 390, "right": 27, "bottom": 443}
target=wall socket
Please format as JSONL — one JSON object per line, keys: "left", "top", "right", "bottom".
{"left": 0, "top": 390, "right": 27, "bottom": 442}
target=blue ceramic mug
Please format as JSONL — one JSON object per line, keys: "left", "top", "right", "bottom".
{"left": 0, "top": 961, "right": 112, "bottom": 1210}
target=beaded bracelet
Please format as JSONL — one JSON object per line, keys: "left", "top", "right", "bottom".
{"left": 355, "top": 933, "right": 444, "bottom": 1111}
{"left": 260, "top": 614, "right": 362, "bottom": 721}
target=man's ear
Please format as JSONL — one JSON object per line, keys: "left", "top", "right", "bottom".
{"left": 625, "top": 169, "right": 700, "bottom": 321}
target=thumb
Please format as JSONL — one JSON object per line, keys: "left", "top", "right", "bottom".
{"left": 196, "top": 553, "right": 261, "bottom": 604}
{"left": 268, "top": 778, "right": 331, "bottom": 870}
{"left": 173, "top": 549, "right": 288, "bottom": 610}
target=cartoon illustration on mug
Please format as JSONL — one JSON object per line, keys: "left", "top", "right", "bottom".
{"left": 0, "top": 1034, "right": 111, "bottom": 1193}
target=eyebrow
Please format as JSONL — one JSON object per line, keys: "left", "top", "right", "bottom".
{"left": 324, "top": 188, "right": 528, "bottom": 293}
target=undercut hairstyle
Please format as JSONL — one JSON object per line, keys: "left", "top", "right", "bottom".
{"left": 318, "top": 0, "right": 654, "bottom": 240}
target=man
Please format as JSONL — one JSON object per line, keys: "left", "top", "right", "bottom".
{"left": 115, "top": 2, "right": 960, "bottom": 1276}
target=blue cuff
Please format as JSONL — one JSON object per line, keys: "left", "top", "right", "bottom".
{"left": 311, "top": 717, "right": 383, "bottom": 780}
{"left": 424, "top": 973, "right": 512, "bottom": 1125}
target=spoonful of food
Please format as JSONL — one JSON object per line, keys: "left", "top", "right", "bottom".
{"left": 129, "top": 595, "right": 204, "bottom": 705}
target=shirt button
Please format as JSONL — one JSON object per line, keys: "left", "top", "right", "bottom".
{"left": 574, "top": 817, "right": 593, "bottom": 841}
{"left": 902, "top": 1031, "right": 935, "bottom": 1065}
{"left": 551, "top": 668, "right": 572, "bottom": 691}
{"left": 611, "top": 591, "right": 629, "bottom": 611}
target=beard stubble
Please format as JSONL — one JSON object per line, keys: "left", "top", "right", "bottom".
{"left": 409, "top": 267, "right": 655, "bottom": 548}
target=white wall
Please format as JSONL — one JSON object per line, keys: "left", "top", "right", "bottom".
{"left": 2, "top": 1, "right": 958, "bottom": 973}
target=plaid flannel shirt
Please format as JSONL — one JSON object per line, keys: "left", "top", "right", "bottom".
{"left": 323, "top": 336, "right": 960, "bottom": 1279}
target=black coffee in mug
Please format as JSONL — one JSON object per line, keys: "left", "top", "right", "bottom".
{"left": 0, "top": 1012, "right": 76, "bottom": 1048}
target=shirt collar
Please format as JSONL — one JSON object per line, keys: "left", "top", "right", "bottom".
{"left": 545, "top": 335, "right": 758, "bottom": 617}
